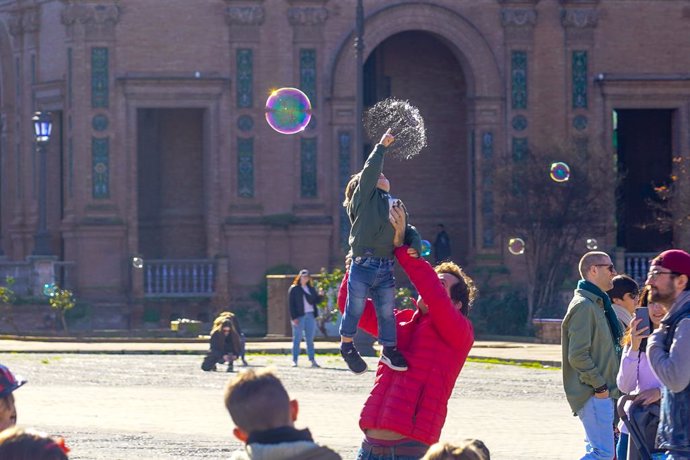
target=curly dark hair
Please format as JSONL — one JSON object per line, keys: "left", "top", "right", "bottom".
{"left": 434, "top": 261, "right": 479, "bottom": 316}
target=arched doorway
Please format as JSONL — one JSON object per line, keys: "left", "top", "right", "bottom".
{"left": 363, "top": 31, "right": 469, "bottom": 261}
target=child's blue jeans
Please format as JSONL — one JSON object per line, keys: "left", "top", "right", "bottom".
{"left": 340, "top": 256, "right": 396, "bottom": 347}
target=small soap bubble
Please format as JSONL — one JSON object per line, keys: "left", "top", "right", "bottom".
{"left": 421, "top": 240, "right": 431, "bottom": 257}
{"left": 585, "top": 238, "right": 598, "bottom": 250}
{"left": 43, "top": 282, "right": 57, "bottom": 297}
{"left": 265, "top": 87, "right": 312, "bottom": 135}
{"left": 132, "top": 257, "right": 144, "bottom": 269}
{"left": 508, "top": 238, "right": 526, "bottom": 255}
{"left": 549, "top": 162, "right": 571, "bottom": 183}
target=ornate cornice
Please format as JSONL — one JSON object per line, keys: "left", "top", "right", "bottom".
{"left": 225, "top": 6, "right": 265, "bottom": 26}
{"left": 8, "top": 6, "right": 39, "bottom": 37}
{"left": 287, "top": 6, "right": 328, "bottom": 26}
{"left": 61, "top": 4, "right": 120, "bottom": 27}
{"left": 501, "top": 8, "right": 537, "bottom": 28}
{"left": 560, "top": 8, "right": 598, "bottom": 28}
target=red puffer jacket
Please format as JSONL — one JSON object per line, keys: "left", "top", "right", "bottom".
{"left": 338, "top": 246, "right": 474, "bottom": 445}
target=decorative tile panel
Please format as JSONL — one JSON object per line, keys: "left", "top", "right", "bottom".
{"left": 511, "top": 115, "right": 528, "bottom": 131}
{"left": 338, "top": 131, "right": 352, "bottom": 250}
{"left": 300, "top": 49, "right": 316, "bottom": 107}
{"left": 237, "top": 115, "right": 254, "bottom": 132}
{"left": 92, "top": 114, "right": 109, "bottom": 131}
{"left": 512, "top": 137, "right": 529, "bottom": 162}
{"left": 481, "top": 132, "right": 495, "bottom": 248}
{"left": 572, "top": 50, "right": 588, "bottom": 109}
{"left": 300, "top": 137, "right": 317, "bottom": 198}
{"left": 236, "top": 49, "right": 253, "bottom": 108}
{"left": 573, "top": 115, "right": 588, "bottom": 131}
{"left": 237, "top": 137, "right": 254, "bottom": 198}
{"left": 92, "top": 137, "right": 110, "bottom": 198}
{"left": 91, "top": 47, "right": 109, "bottom": 108}
{"left": 511, "top": 51, "right": 527, "bottom": 110}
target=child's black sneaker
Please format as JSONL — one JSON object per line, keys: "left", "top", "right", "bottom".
{"left": 381, "top": 346, "right": 408, "bottom": 371}
{"left": 341, "top": 343, "right": 368, "bottom": 375}
{"left": 227, "top": 363, "right": 234, "bottom": 372}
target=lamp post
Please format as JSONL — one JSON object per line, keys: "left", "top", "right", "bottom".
{"left": 354, "top": 0, "right": 364, "bottom": 164}
{"left": 32, "top": 111, "right": 53, "bottom": 256}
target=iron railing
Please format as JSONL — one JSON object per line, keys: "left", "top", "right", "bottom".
{"left": 143, "top": 259, "right": 215, "bottom": 297}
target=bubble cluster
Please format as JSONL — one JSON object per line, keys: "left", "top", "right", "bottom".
{"left": 420, "top": 240, "right": 431, "bottom": 257}
{"left": 43, "top": 282, "right": 57, "bottom": 297}
{"left": 132, "top": 257, "right": 144, "bottom": 269}
{"left": 585, "top": 238, "right": 598, "bottom": 250}
{"left": 364, "top": 98, "right": 427, "bottom": 160}
{"left": 508, "top": 238, "right": 526, "bottom": 255}
{"left": 265, "top": 87, "right": 312, "bottom": 135}
{"left": 549, "top": 162, "right": 571, "bottom": 183}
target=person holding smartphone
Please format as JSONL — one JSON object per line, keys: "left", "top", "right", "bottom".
{"left": 615, "top": 286, "right": 667, "bottom": 460}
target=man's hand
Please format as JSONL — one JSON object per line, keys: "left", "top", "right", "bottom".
{"left": 390, "top": 206, "right": 405, "bottom": 246}
{"left": 292, "top": 319, "right": 299, "bottom": 326}
{"left": 380, "top": 128, "right": 395, "bottom": 148}
{"left": 407, "top": 248, "right": 419, "bottom": 258}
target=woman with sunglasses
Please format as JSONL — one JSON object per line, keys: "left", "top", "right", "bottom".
{"left": 288, "top": 269, "right": 323, "bottom": 368}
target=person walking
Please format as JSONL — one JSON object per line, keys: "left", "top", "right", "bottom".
{"left": 646, "top": 249, "right": 690, "bottom": 460}
{"left": 288, "top": 269, "right": 323, "bottom": 368}
{"left": 562, "top": 251, "right": 623, "bottom": 460}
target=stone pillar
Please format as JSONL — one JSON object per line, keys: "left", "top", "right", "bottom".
{"left": 27, "top": 255, "right": 57, "bottom": 296}
{"left": 213, "top": 256, "right": 230, "bottom": 309}
{"left": 266, "top": 275, "right": 294, "bottom": 337}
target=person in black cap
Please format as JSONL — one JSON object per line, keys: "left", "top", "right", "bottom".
{"left": 0, "top": 364, "right": 27, "bottom": 432}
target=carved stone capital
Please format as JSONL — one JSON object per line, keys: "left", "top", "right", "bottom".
{"left": 287, "top": 7, "right": 328, "bottom": 27}
{"left": 501, "top": 8, "right": 537, "bottom": 28}
{"left": 8, "top": 7, "right": 40, "bottom": 37}
{"left": 560, "top": 8, "right": 598, "bottom": 28}
{"left": 225, "top": 6, "right": 265, "bottom": 26}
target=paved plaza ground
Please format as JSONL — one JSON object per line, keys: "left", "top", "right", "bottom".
{"left": 0, "top": 350, "right": 585, "bottom": 460}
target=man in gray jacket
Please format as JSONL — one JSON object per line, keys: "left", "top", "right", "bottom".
{"left": 646, "top": 249, "right": 690, "bottom": 460}
{"left": 562, "top": 251, "right": 622, "bottom": 460}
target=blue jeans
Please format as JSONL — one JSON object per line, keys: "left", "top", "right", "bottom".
{"left": 356, "top": 439, "right": 429, "bottom": 460}
{"left": 577, "top": 396, "right": 615, "bottom": 460}
{"left": 339, "top": 257, "right": 396, "bottom": 347}
{"left": 616, "top": 432, "right": 628, "bottom": 460}
{"left": 291, "top": 313, "right": 316, "bottom": 363}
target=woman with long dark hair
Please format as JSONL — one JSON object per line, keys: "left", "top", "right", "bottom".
{"left": 288, "top": 269, "right": 323, "bottom": 368}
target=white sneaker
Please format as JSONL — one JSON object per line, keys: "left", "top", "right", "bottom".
{"left": 291, "top": 361, "right": 298, "bottom": 367}
{"left": 310, "top": 360, "right": 320, "bottom": 368}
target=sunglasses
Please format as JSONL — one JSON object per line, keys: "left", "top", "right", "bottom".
{"left": 594, "top": 263, "right": 615, "bottom": 272}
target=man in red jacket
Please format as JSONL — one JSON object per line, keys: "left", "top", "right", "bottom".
{"left": 338, "top": 207, "right": 477, "bottom": 459}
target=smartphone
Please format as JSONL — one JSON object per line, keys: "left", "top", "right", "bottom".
{"left": 635, "top": 307, "right": 651, "bottom": 333}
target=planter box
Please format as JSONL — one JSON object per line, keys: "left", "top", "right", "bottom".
{"left": 532, "top": 318, "right": 562, "bottom": 344}
{"left": 170, "top": 320, "right": 202, "bottom": 336}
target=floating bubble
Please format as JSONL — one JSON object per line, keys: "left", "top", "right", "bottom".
{"left": 132, "top": 257, "right": 144, "bottom": 269}
{"left": 364, "top": 98, "right": 427, "bottom": 160}
{"left": 43, "top": 282, "right": 57, "bottom": 297}
{"left": 549, "top": 162, "right": 571, "bottom": 183}
{"left": 265, "top": 87, "right": 312, "bottom": 135}
{"left": 420, "top": 240, "right": 431, "bottom": 257}
{"left": 586, "top": 238, "right": 598, "bottom": 250}
{"left": 508, "top": 238, "right": 526, "bottom": 255}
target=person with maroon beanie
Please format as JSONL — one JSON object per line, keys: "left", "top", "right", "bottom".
{"left": 338, "top": 206, "right": 477, "bottom": 459}
{"left": 646, "top": 249, "right": 690, "bottom": 460}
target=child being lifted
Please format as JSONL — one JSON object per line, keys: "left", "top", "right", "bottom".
{"left": 340, "top": 128, "right": 421, "bottom": 374}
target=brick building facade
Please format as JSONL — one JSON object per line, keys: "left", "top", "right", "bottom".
{"left": 0, "top": 0, "right": 689, "bottom": 327}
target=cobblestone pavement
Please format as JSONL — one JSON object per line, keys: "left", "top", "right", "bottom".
{"left": 0, "top": 353, "right": 583, "bottom": 460}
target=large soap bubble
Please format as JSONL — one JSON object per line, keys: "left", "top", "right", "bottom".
{"left": 549, "top": 162, "right": 571, "bottom": 183}
{"left": 364, "top": 98, "right": 427, "bottom": 160}
{"left": 265, "top": 87, "right": 312, "bottom": 135}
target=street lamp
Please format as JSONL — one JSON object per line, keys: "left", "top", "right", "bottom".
{"left": 354, "top": 0, "right": 364, "bottom": 164}
{"left": 32, "top": 111, "right": 53, "bottom": 256}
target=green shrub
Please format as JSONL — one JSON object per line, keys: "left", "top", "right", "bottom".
{"left": 471, "top": 289, "right": 530, "bottom": 336}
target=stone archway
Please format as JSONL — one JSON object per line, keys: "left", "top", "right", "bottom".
{"left": 328, "top": 2, "right": 504, "bottom": 262}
